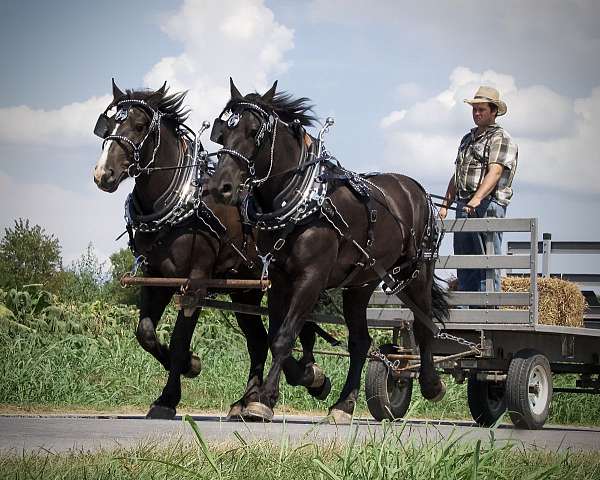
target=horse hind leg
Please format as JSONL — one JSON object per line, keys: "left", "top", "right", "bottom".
{"left": 403, "top": 265, "right": 446, "bottom": 402}
{"left": 298, "top": 322, "right": 332, "bottom": 401}
{"left": 327, "top": 284, "right": 375, "bottom": 424}
{"left": 226, "top": 290, "right": 269, "bottom": 419}
{"left": 137, "top": 286, "right": 200, "bottom": 378}
{"left": 147, "top": 307, "right": 201, "bottom": 420}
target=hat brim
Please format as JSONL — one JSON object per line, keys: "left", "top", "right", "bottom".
{"left": 464, "top": 98, "right": 507, "bottom": 116}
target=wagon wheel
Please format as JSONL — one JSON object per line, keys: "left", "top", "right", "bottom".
{"left": 467, "top": 375, "right": 506, "bottom": 427}
{"left": 506, "top": 353, "right": 553, "bottom": 430}
{"left": 365, "top": 344, "right": 413, "bottom": 421}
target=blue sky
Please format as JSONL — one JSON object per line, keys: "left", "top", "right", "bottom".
{"left": 0, "top": 0, "right": 599, "bottom": 279}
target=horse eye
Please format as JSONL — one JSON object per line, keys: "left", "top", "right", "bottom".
{"left": 135, "top": 123, "right": 146, "bottom": 133}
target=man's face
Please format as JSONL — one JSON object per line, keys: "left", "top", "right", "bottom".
{"left": 472, "top": 103, "right": 496, "bottom": 128}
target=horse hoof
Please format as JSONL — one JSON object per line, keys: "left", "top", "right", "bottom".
{"left": 242, "top": 402, "right": 274, "bottom": 422}
{"left": 327, "top": 409, "right": 352, "bottom": 425}
{"left": 308, "top": 376, "right": 332, "bottom": 401}
{"left": 226, "top": 402, "right": 244, "bottom": 420}
{"left": 429, "top": 380, "right": 447, "bottom": 403}
{"left": 146, "top": 404, "right": 176, "bottom": 420}
{"left": 183, "top": 354, "right": 202, "bottom": 378}
{"left": 309, "top": 363, "right": 325, "bottom": 388}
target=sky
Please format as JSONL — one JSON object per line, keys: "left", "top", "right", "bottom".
{"left": 0, "top": 0, "right": 599, "bottom": 281}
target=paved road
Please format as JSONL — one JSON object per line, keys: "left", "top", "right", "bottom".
{"left": 1, "top": 414, "right": 599, "bottom": 454}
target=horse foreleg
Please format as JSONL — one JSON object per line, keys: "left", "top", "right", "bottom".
{"left": 137, "top": 285, "right": 174, "bottom": 371}
{"left": 403, "top": 269, "right": 446, "bottom": 402}
{"left": 327, "top": 285, "right": 374, "bottom": 424}
{"left": 147, "top": 308, "right": 201, "bottom": 420}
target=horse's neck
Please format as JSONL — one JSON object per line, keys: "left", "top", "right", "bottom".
{"left": 133, "top": 128, "right": 180, "bottom": 214}
{"left": 254, "top": 132, "right": 302, "bottom": 210}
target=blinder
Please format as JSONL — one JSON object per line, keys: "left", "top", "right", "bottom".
{"left": 93, "top": 113, "right": 114, "bottom": 139}
{"left": 210, "top": 117, "right": 226, "bottom": 145}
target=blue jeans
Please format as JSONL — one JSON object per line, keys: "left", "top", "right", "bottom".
{"left": 453, "top": 198, "right": 506, "bottom": 292}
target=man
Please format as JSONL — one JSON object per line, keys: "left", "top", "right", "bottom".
{"left": 438, "top": 86, "right": 518, "bottom": 292}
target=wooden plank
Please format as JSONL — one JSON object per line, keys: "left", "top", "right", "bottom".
{"left": 436, "top": 255, "right": 530, "bottom": 269}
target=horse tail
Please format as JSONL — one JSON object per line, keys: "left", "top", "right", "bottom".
{"left": 432, "top": 274, "right": 450, "bottom": 326}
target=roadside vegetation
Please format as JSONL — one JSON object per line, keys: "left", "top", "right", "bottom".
{"left": 2, "top": 417, "right": 600, "bottom": 479}
{"left": 1, "top": 218, "right": 600, "bottom": 425}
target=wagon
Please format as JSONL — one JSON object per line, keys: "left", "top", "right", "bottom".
{"left": 359, "top": 217, "right": 600, "bottom": 430}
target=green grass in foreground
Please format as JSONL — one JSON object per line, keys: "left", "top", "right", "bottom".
{"left": 1, "top": 296, "right": 600, "bottom": 426}
{"left": 2, "top": 418, "right": 600, "bottom": 479}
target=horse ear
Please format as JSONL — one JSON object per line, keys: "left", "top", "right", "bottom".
{"left": 112, "top": 78, "right": 125, "bottom": 100}
{"left": 156, "top": 81, "right": 167, "bottom": 95}
{"left": 230, "top": 77, "right": 243, "bottom": 100}
{"left": 148, "top": 81, "right": 168, "bottom": 106}
{"left": 262, "top": 80, "right": 278, "bottom": 103}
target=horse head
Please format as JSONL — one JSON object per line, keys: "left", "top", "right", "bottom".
{"left": 93, "top": 79, "right": 188, "bottom": 193}
{"left": 208, "top": 78, "right": 316, "bottom": 206}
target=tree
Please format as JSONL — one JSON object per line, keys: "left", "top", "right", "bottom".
{"left": 103, "top": 247, "right": 139, "bottom": 305}
{"left": 0, "top": 218, "right": 62, "bottom": 289}
{"left": 59, "top": 243, "right": 106, "bottom": 303}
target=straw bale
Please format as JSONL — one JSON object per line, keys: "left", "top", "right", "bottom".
{"left": 502, "top": 277, "right": 586, "bottom": 327}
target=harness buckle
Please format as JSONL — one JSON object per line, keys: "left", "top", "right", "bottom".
{"left": 370, "top": 210, "right": 378, "bottom": 223}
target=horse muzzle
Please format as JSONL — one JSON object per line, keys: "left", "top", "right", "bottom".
{"left": 94, "top": 166, "right": 122, "bottom": 192}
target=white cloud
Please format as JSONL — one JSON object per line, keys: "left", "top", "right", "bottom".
{"left": 0, "top": 95, "right": 111, "bottom": 147}
{"left": 381, "top": 67, "right": 600, "bottom": 194}
{"left": 0, "top": 0, "right": 292, "bottom": 150}
{"left": 143, "top": 0, "right": 294, "bottom": 128}
{"left": 0, "top": 171, "right": 129, "bottom": 265}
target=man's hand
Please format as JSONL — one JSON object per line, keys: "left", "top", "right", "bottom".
{"left": 464, "top": 197, "right": 481, "bottom": 216}
{"left": 438, "top": 207, "right": 448, "bottom": 220}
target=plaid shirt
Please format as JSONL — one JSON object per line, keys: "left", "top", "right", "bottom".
{"left": 454, "top": 124, "right": 518, "bottom": 206}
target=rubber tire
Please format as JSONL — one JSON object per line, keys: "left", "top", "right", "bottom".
{"left": 365, "top": 344, "right": 413, "bottom": 421}
{"left": 506, "top": 353, "right": 553, "bottom": 430}
{"left": 467, "top": 375, "right": 506, "bottom": 427}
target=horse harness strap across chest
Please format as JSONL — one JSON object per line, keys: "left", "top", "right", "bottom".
{"left": 123, "top": 136, "right": 256, "bottom": 274}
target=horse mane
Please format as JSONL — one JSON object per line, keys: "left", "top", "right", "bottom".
{"left": 226, "top": 91, "right": 317, "bottom": 127}
{"left": 124, "top": 87, "right": 190, "bottom": 124}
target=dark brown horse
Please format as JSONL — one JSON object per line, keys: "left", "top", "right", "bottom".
{"left": 93, "top": 80, "right": 330, "bottom": 419}
{"left": 208, "top": 79, "right": 449, "bottom": 423}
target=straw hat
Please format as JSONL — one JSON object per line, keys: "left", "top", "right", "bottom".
{"left": 464, "top": 86, "right": 507, "bottom": 116}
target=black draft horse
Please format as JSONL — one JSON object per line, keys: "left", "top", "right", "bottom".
{"left": 93, "top": 80, "right": 330, "bottom": 419}
{"left": 208, "top": 79, "right": 449, "bottom": 423}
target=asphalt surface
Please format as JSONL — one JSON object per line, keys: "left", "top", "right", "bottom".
{"left": 1, "top": 414, "right": 600, "bottom": 455}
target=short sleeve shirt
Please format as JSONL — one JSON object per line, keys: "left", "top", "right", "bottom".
{"left": 454, "top": 124, "right": 518, "bottom": 206}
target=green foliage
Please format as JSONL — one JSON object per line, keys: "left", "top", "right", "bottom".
{"left": 103, "top": 247, "right": 139, "bottom": 305}
{"left": 0, "top": 218, "right": 62, "bottom": 290}
{"left": 2, "top": 425, "right": 600, "bottom": 479}
{"left": 59, "top": 243, "right": 107, "bottom": 303}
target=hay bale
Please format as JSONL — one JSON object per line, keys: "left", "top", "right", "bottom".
{"left": 502, "top": 277, "right": 586, "bottom": 327}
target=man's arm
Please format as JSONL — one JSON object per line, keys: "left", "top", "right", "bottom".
{"left": 438, "top": 176, "right": 456, "bottom": 220}
{"left": 464, "top": 163, "right": 504, "bottom": 214}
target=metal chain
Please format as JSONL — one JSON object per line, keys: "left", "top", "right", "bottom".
{"left": 369, "top": 349, "right": 406, "bottom": 371}
{"left": 435, "top": 331, "right": 481, "bottom": 351}
{"left": 369, "top": 330, "right": 482, "bottom": 374}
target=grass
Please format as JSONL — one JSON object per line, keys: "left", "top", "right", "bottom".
{"left": 1, "top": 292, "right": 600, "bottom": 426}
{"left": 2, "top": 417, "right": 600, "bottom": 479}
